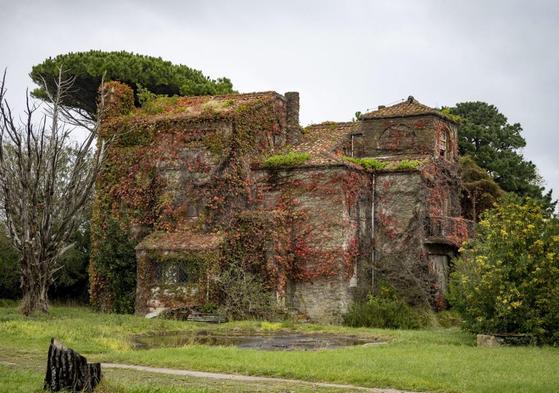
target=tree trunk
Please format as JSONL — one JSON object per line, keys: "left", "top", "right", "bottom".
{"left": 44, "top": 339, "right": 102, "bottom": 393}
{"left": 20, "top": 259, "right": 50, "bottom": 316}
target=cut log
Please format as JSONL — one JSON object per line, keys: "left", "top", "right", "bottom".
{"left": 44, "top": 338, "right": 102, "bottom": 392}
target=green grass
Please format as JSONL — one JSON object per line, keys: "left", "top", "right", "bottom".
{"left": 1, "top": 304, "right": 558, "bottom": 393}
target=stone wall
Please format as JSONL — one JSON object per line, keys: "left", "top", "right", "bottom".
{"left": 372, "top": 171, "right": 430, "bottom": 305}
{"left": 253, "top": 166, "right": 371, "bottom": 322}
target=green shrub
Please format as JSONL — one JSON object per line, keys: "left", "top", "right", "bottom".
{"left": 263, "top": 151, "right": 310, "bottom": 168}
{"left": 448, "top": 196, "right": 559, "bottom": 343}
{"left": 93, "top": 219, "right": 137, "bottom": 314}
{"left": 343, "top": 290, "right": 423, "bottom": 329}
{"left": 343, "top": 156, "right": 387, "bottom": 170}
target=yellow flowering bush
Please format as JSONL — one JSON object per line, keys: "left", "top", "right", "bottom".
{"left": 448, "top": 196, "right": 559, "bottom": 343}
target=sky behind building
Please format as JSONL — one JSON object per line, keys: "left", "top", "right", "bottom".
{"left": 1, "top": 0, "right": 557, "bottom": 197}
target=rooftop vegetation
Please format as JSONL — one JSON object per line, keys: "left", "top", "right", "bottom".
{"left": 343, "top": 157, "right": 421, "bottom": 171}
{"left": 263, "top": 151, "right": 310, "bottom": 168}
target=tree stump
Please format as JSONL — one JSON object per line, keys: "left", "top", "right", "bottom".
{"left": 44, "top": 338, "right": 102, "bottom": 392}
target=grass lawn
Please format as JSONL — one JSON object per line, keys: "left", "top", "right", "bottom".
{"left": 0, "top": 302, "right": 558, "bottom": 393}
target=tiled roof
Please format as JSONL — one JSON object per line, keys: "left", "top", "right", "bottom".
{"left": 133, "top": 91, "right": 282, "bottom": 121}
{"left": 361, "top": 96, "right": 453, "bottom": 122}
{"left": 136, "top": 230, "right": 223, "bottom": 252}
{"left": 293, "top": 121, "right": 358, "bottom": 165}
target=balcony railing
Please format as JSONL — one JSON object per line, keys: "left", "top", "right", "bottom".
{"left": 424, "top": 216, "right": 475, "bottom": 247}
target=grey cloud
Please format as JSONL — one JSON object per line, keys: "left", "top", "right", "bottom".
{"left": 1, "top": 0, "right": 557, "bottom": 195}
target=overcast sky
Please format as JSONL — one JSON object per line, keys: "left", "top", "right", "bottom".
{"left": 1, "top": 0, "right": 558, "bottom": 197}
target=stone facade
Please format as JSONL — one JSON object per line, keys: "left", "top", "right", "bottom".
{"left": 90, "top": 86, "right": 473, "bottom": 322}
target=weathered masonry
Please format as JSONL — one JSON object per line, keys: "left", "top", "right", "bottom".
{"left": 90, "top": 84, "right": 473, "bottom": 322}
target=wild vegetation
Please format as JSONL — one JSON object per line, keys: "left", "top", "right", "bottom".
{"left": 449, "top": 196, "right": 559, "bottom": 343}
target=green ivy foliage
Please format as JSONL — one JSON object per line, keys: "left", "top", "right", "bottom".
{"left": 448, "top": 196, "right": 559, "bottom": 343}
{"left": 31, "top": 50, "right": 235, "bottom": 117}
{"left": 93, "top": 219, "right": 138, "bottom": 314}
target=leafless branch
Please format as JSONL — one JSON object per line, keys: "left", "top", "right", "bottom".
{"left": 0, "top": 67, "right": 108, "bottom": 315}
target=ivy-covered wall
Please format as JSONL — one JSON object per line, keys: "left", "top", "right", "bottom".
{"left": 90, "top": 82, "right": 289, "bottom": 312}
{"left": 90, "top": 83, "right": 472, "bottom": 320}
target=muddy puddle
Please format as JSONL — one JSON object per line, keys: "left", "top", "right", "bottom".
{"left": 131, "top": 331, "right": 383, "bottom": 351}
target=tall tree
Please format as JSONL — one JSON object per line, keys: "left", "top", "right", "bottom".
{"left": 460, "top": 156, "right": 504, "bottom": 221}
{"left": 30, "top": 51, "right": 234, "bottom": 120}
{"left": 447, "top": 102, "right": 555, "bottom": 210}
{"left": 0, "top": 70, "right": 106, "bottom": 315}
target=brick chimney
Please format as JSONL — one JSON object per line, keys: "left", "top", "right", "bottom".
{"left": 285, "top": 92, "right": 302, "bottom": 144}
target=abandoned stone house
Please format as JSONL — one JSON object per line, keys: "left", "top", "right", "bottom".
{"left": 89, "top": 82, "right": 473, "bottom": 322}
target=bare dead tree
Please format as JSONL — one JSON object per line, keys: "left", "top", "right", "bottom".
{"left": 0, "top": 68, "right": 107, "bottom": 315}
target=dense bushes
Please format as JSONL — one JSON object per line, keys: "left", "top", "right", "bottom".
{"left": 448, "top": 197, "right": 559, "bottom": 343}
{"left": 93, "top": 219, "right": 138, "bottom": 314}
{"left": 343, "top": 284, "right": 424, "bottom": 329}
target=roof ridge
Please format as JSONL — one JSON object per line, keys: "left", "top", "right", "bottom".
{"left": 361, "top": 96, "right": 454, "bottom": 122}
{"left": 304, "top": 121, "right": 356, "bottom": 129}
